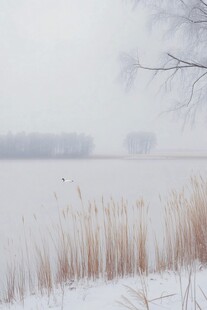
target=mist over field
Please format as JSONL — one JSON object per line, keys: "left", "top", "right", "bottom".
{"left": 0, "top": 0, "right": 207, "bottom": 155}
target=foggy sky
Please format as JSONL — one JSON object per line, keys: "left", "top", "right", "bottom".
{"left": 0, "top": 0, "right": 206, "bottom": 154}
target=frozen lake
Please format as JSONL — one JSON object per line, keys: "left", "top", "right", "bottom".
{"left": 0, "top": 157, "right": 207, "bottom": 270}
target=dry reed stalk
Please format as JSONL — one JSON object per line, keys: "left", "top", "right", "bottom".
{"left": 3, "top": 263, "right": 16, "bottom": 304}
{"left": 84, "top": 202, "right": 100, "bottom": 279}
{"left": 181, "top": 269, "right": 192, "bottom": 310}
{"left": 163, "top": 176, "right": 207, "bottom": 269}
{"left": 154, "top": 235, "right": 166, "bottom": 273}
{"left": 136, "top": 201, "right": 148, "bottom": 274}
{"left": 199, "top": 286, "right": 207, "bottom": 302}
{"left": 189, "top": 177, "right": 207, "bottom": 263}
{"left": 104, "top": 204, "right": 116, "bottom": 280}
{"left": 119, "top": 274, "right": 149, "bottom": 310}
{"left": 53, "top": 194, "right": 74, "bottom": 283}
{"left": 178, "top": 266, "right": 198, "bottom": 310}
{"left": 22, "top": 217, "right": 34, "bottom": 292}
{"left": 15, "top": 255, "right": 26, "bottom": 303}
{"left": 55, "top": 239, "right": 70, "bottom": 285}
{"left": 35, "top": 243, "right": 53, "bottom": 296}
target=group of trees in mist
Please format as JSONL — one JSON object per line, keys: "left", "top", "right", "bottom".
{"left": 124, "top": 131, "right": 157, "bottom": 154}
{"left": 0, "top": 132, "right": 94, "bottom": 158}
{"left": 123, "top": 0, "right": 207, "bottom": 123}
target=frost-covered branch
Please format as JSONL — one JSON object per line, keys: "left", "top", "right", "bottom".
{"left": 124, "top": 0, "right": 207, "bottom": 119}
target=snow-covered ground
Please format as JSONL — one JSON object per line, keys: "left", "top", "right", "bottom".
{"left": 3, "top": 269, "right": 207, "bottom": 309}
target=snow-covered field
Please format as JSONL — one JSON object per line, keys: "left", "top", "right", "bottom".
{"left": 4, "top": 269, "right": 207, "bottom": 310}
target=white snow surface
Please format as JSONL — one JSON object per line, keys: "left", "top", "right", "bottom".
{"left": 3, "top": 269, "right": 207, "bottom": 309}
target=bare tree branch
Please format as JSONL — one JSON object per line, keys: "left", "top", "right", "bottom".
{"left": 132, "top": 53, "right": 207, "bottom": 74}
{"left": 167, "top": 54, "right": 207, "bottom": 69}
{"left": 191, "top": 6, "right": 207, "bottom": 17}
{"left": 123, "top": 0, "right": 207, "bottom": 121}
{"left": 200, "top": 0, "right": 207, "bottom": 8}
{"left": 186, "top": 72, "right": 207, "bottom": 106}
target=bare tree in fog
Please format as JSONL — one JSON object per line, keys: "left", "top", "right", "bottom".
{"left": 124, "top": 131, "right": 157, "bottom": 154}
{"left": 122, "top": 0, "right": 207, "bottom": 122}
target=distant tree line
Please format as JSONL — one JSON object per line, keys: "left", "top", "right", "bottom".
{"left": 0, "top": 132, "right": 94, "bottom": 158}
{"left": 124, "top": 131, "right": 157, "bottom": 154}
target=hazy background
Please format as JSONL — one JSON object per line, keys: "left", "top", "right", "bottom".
{"left": 0, "top": 0, "right": 206, "bottom": 154}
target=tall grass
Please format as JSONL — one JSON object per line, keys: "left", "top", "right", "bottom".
{"left": 0, "top": 175, "right": 207, "bottom": 304}
{"left": 52, "top": 194, "right": 149, "bottom": 281}
{"left": 162, "top": 176, "right": 207, "bottom": 270}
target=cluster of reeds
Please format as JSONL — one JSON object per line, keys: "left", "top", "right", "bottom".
{"left": 160, "top": 176, "right": 207, "bottom": 270}
{"left": 0, "top": 176, "right": 207, "bottom": 305}
{"left": 53, "top": 192, "right": 149, "bottom": 282}
{"left": 0, "top": 191, "right": 149, "bottom": 303}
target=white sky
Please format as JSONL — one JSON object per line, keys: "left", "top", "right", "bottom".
{"left": 0, "top": 0, "right": 206, "bottom": 154}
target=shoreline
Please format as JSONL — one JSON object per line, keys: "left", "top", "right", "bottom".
{"left": 0, "top": 153, "right": 207, "bottom": 160}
